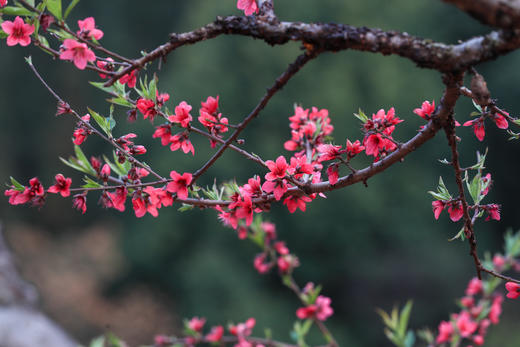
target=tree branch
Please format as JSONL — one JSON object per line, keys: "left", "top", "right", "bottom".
{"left": 443, "top": 0, "right": 520, "bottom": 29}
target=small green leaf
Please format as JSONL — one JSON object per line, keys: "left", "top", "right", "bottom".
{"left": 46, "top": 0, "right": 63, "bottom": 20}
{"left": 108, "top": 97, "right": 133, "bottom": 108}
{"left": 88, "top": 108, "right": 111, "bottom": 136}
{"left": 397, "top": 300, "right": 413, "bottom": 338}
{"left": 82, "top": 176, "right": 103, "bottom": 189}
{"left": 404, "top": 331, "right": 415, "bottom": 347}
{"left": 89, "top": 336, "right": 105, "bottom": 347}
{"left": 9, "top": 176, "right": 25, "bottom": 191}
{"left": 60, "top": 156, "right": 86, "bottom": 173}
{"left": 449, "top": 227, "right": 465, "bottom": 242}
{"left": 74, "top": 145, "right": 96, "bottom": 175}
{"left": 178, "top": 204, "right": 194, "bottom": 212}
{"left": 354, "top": 108, "right": 368, "bottom": 123}
{"left": 0, "top": 6, "right": 34, "bottom": 16}
{"left": 438, "top": 158, "right": 451, "bottom": 165}
{"left": 472, "top": 99, "right": 482, "bottom": 113}
{"left": 64, "top": 0, "right": 80, "bottom": 19}
{"left": 90, "top": 81, "right": 116, "bottom": 94}
{"left": 24, "top": 56, "right": 33, "bottom": 65}
{"left": 103, "top": 155, "right": 126, "bottom": 177}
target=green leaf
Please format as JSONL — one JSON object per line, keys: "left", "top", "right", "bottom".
{"left": 26, "top": 0, "right": 35, "bottom": 6}
{"left": 46, "top": 0, "right": 62, "bottom": 20}
{"left": 9, "top": 176, "right": 25, "bottom": 191}
{"left": 354, "top": 108, "right": 368, "bottom": 123}
{"left": 468, "top": 148, "right": 488, "bottom": 170}
{"left": 103, "top": 155, "right": 125, "bottom": 177}
{"left": 397, "top": 300, "right": 413, "bottom": 338}
{"left": 438, "top": 158, "right": 451, "bottom": 165}
{"left": 404, "top": 331, "right": 415, "bottom": 347}
{"left": 108, "top": 97, "right": 133, "bottom": 108}
{"left": 74, "top": 145, "right": 96, "bottom": 175}
{"left": 60, "top": 156, "right": 86, "bottom": 173}
{"left": 82, "top": 176, "right": 103, "bottom": 189}
{"left": 0, "top": 6, "right": 34, "bottom": 16}
{"left": 449, "top": 227, "right": 465, "bottom": 242}
{"left": 467, "top": 171, "right": 482, "bottom": 204}
{"left": 64, "top": 0, "right": 80, "bottom": 19}
{"left": 90, "top": 81, "right": 116, "bottom": 94}
{"left": 472, "top": 99, "right": 482, "bottom": 113}
{"left": 88, "top": 108, "right": 111, "bottom": 136}
{"left": 89, "top": 336, "right": 105, "bottom": 347}
{"left": 178, "top": 204, "right": 194, "bottom": 212}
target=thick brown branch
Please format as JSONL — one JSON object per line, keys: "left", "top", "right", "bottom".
{"left": 443, "top": 0, "right": 520, "bottom": 29}
{"left": 106, "top": 16, "right": 520, "bottom": 86}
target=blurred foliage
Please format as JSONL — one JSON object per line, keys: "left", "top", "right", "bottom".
{"left": 1, "top": 0, "right": 520, "bottom": 346}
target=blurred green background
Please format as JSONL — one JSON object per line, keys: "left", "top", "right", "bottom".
{"left": 1, "top": 0, "right": 520, "bottom": 346}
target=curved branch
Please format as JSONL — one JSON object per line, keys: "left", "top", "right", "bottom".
{"left": 106, "top": 16, "right": 520, "bottom": 86}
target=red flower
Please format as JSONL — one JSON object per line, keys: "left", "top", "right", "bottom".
{"left": 153, "top": 124, "right": 172, "bottom": 146}
{"left": 265, "top": 156, "right": 289, "bottom": 181}
{"left": 413, "top": 100, "right": 435, "bottom": 120}
{"left": 77, "top": 17, "right": 104, "bottom": 40}
{"left": 493, "top": 254, "right": 506, "bottom": 271}
{"left": 241, "top": 176, "right": 262, "bottom": 197}
{"left": 0, "top": 0, "right": 7, "bottom": 7}
{"left": 167, "top": 171, "right": 193, "bottom": 200}
{"left": 206, "top": 326, "right": 224, "bottom": 343}
{"left": 456, "top": 311, "right": 478, "bottom": 338}
{"left": 136, "top": 98, "right": 157, "bottom": 121}
{"left": 447, "top": 201, "right": 463, "bottom": 222}
{"left": 288, "top": 155, "right": 313, "bottom": 178}
{"left": 132, "top": 195, "right": 158, "bottom": 218}
{"left": 96, "top": 57, "right": 114, "bottom": 78}
{"left": 432, "top": 200, "right": 445, "bottom": 220}
{"left": 237, "top": 0, "right": 258, "bottom": 16}
{"left": 346, "top": 139, "right": 364, "bottom": 158}
{"left": 60, "top": 39, "right": 96, "bottom": 70}
{"left": 253, "top": 253, "right": 270, "bottom": 274}
{"left": 262, "top": 179, "right": 287, "bottom": 201}
{"left": 327, "top": 164, "right": 339, "bottom": 185}
{"left": 47, "top": 174, "right": 72, "bottom": 197}
{"left": 505, "top": 282, "right": 520, "bottom": 299}
{"left": 436, "top": 321, "right": 453, "bottom": 344}
{"left": 170, "top": 133, "right": 195, "bottom": 156}
{"left": 169, "top": 101, "right": 193, "bottom": 128}
{"left": 234, "top": 195, "right": 254, "bottom": 226}
{"left": 296, "top": 295, "right": 333, "bottom": 321}
{"left": 119, "top": 70, "right": 137, "bottom": 88}
{"left": 201, "top": 95, "right": 219, "bottom": 115}
{"left": 283, "top": 194, "right": 312, "bottom": 213}
{"left": 107, "top": 187, "right": 127, "bottom": 212}
{"left": 466, "top": 277, "right": 483, "bottom": 296}
{"left": 463, "top": 118, "right": 485, "bottom": 141}
{"left": 274, "top": 241, "right": 289, "bottom": 255}
{"left": 489, "top": 295, "right": 503, "bottom": 324}
{"left": 72, "top": 193, "right": 87, "bottom": 214}
{"left": 492, "top": 112, "right": 508, "bottom": 129}
{"left": 1, "top": 16, "right": 34, "bottom": 47}
{"left": 364, "top": 133, "right": 384, "bottom": 157}
{"left": 317, "top": 144, "right": 342, "bottom": 162}
{"left": 188, "top": 317, "right": 206, "bottom": 332}
{"left": 485, "top": 204, "right": 501, "bottom": 221}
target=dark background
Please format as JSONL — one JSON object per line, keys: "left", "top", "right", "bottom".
{"left": 1, "top": 0, "right": 520, "bottom": 345}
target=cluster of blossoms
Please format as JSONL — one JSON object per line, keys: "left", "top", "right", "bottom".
{"left": 5, "top": 175, "right": 71, "bottom": 208}
{"left": 435, "top": 278, "right": 501, "bottom": 346}
{"left": 431, "top": 173, "right": 500, "bottom": 223}
{"left": 361, "top": 107, "right": 402, "bottom": 160}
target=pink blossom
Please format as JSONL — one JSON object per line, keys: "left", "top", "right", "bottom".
{"left": 448, "top": 201, "right": 463, "bottom": 222}
{"left": 237, "top": 0, "right": 258, "bottom": 16}
{"left": 463, "top": 118, "right": 485, "bottom": 141}
{"left": 169, "top": 133, "right": 195, "bottom": 156}
{"left": 119, "top": 69, "right": 137, "bottom": 88}
{"left": 493, "top": 254, "right": 506, "bottom": 271}
{"left": 505, "top": 282, "right": 520, "bottom": 299}
{"left": 188, "top": 317, "right": 206, "bottom": 332}
{"left": 0, "top": 0, "right": 7, "bottom": 7}
{"left": 456, "top": 311, "right": 478, "bottom": 338}
{"left": 59, "top": 39, "right": 96, "bottom": 70}
{"left": 492, "top": 111, "right": 508, "bottom": 129}
{"left": 466, "top": 277, "right": 483, "bottom": 296}
{"left": 436, "top": 321, "right": 453, "bottom": 344}
{"left": 47, "top": 174, "right": 72, "bottom": 197}
{"left": 136, "top": 98, "right": 157, "bottom": 121}
{"left": 262, "top": 179, "right": 287, "bottom": 201}
{"left": 107, "top": 187, "right": 127, "bottom": 212}
{"left": 167, "top": 171, "right": 193, "bottom": 200}
{"left": 485, "top": 204, "right": 500, "bottom": 221}
{"left": 283, "top": 194, "right": 312, "bottom": 213}
{"left": 413, "top": 100, "right": 435, "bottom": 120}
{"left": 489, "top": 295, "right": 503, "bottom": 324}
{"left": 296, "top": 295, "right": 333, "bottom": 321}
{"left": 72, "top": 193, "right": 87, "bottom": 214}
{"left": 169, "top": 101, "right": 193, "bottom": 128}
{"left": 265, "top": 156, "right": 289, "bottom": 181}
{"left": 254, "top": 253, "right": 270, "bottom": 274}
{"left": 346, "top": 139, "right": 364, "bottom": 158}
{"left": 432, "top": 200, "right": 445, "bottom": 220}
{"left": 206, "top": 326, "right": 224, "bottom": 343}
{"left": 327, "top": 165, "right": 339, "bottom": 185}
{"left": 1, "top": 16, "right": 34, "bottom": 47}
{"left": 77, "top": 17, "right": 104, "bottom": 40}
